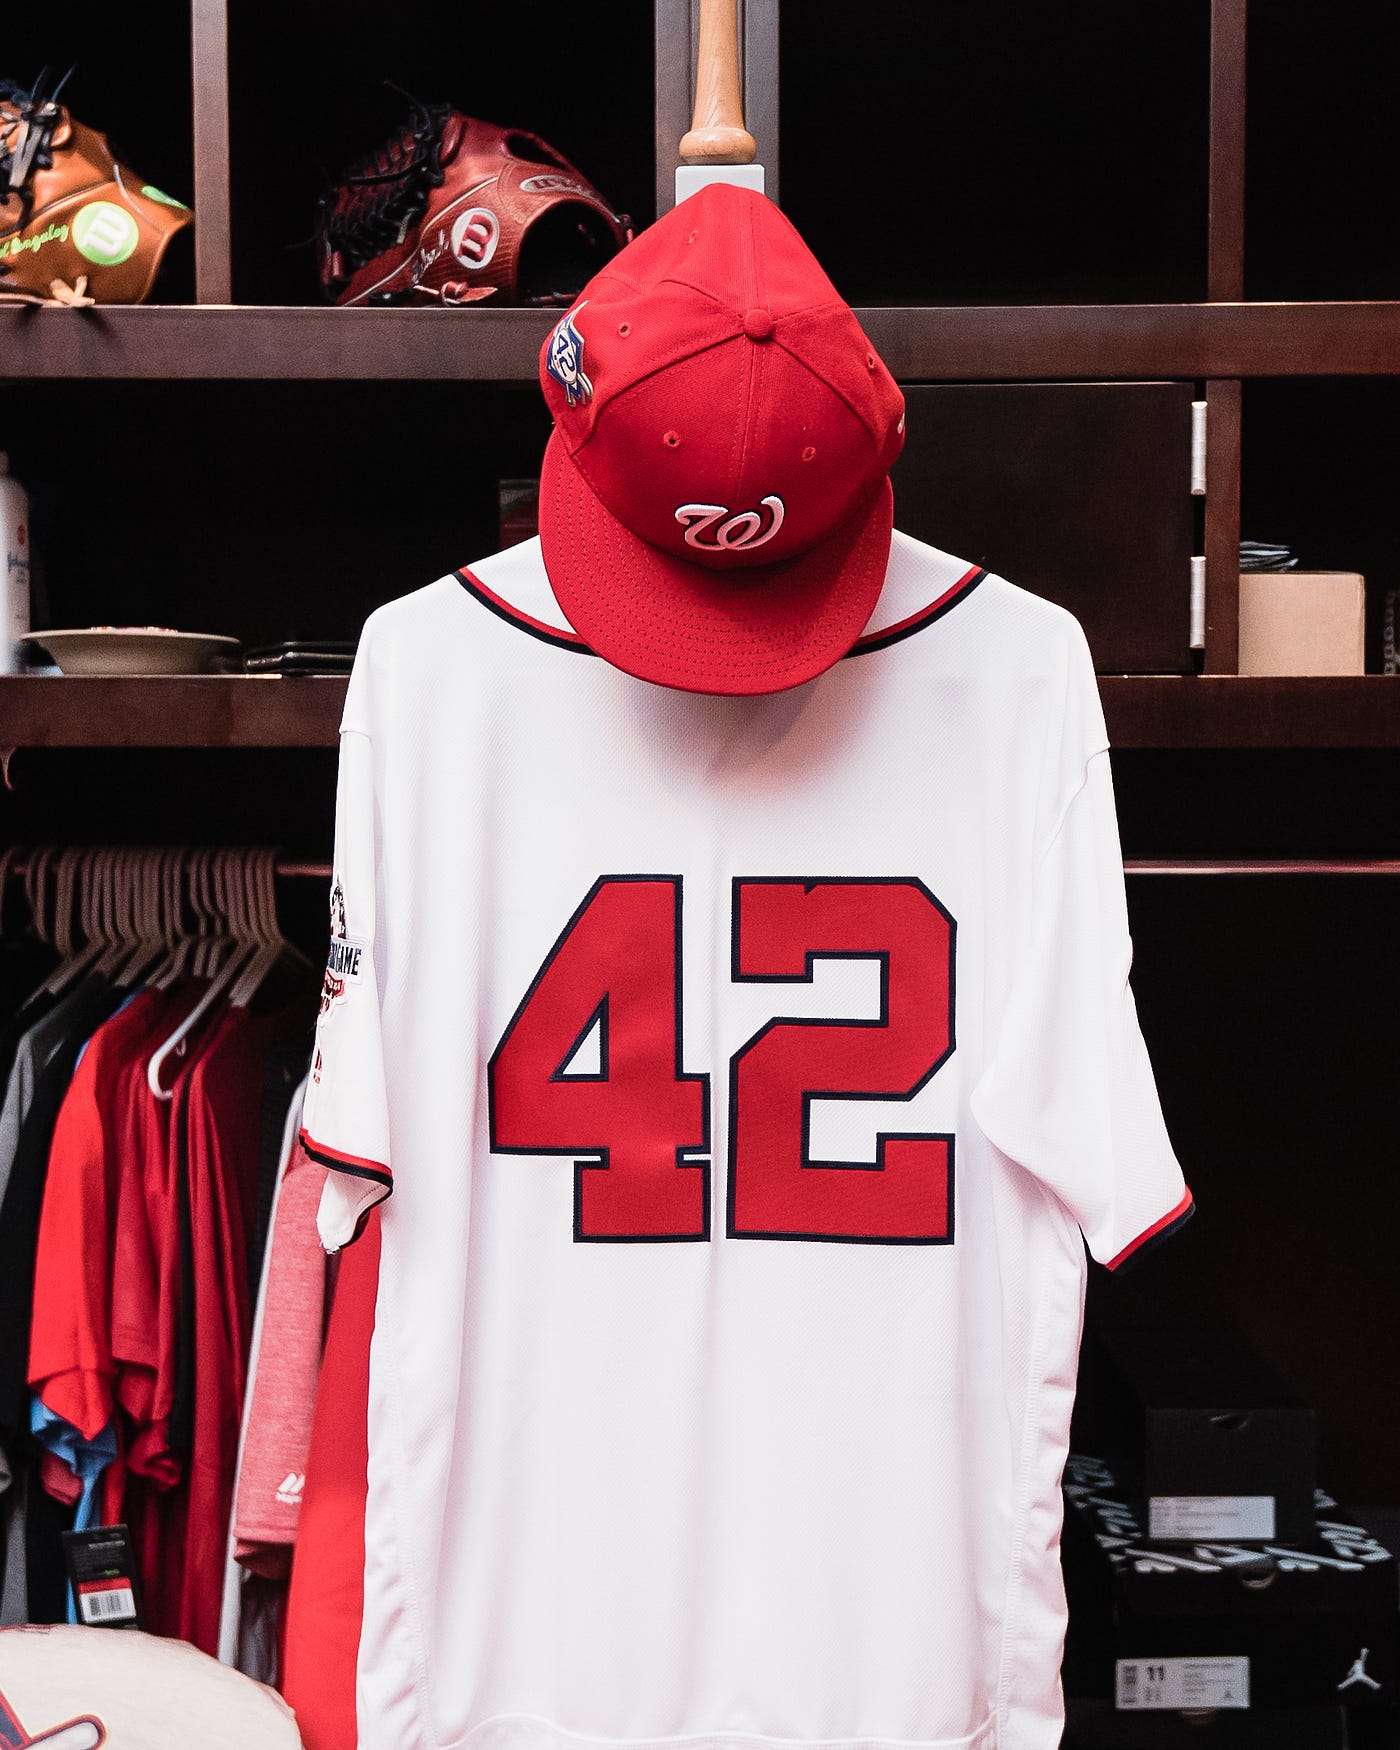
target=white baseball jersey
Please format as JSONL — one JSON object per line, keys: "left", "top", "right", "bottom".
{"left": 300, "top": 530, "right": 1191, "bottom": 1750}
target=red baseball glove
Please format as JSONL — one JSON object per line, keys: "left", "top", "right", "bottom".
{"left": 316, "top": 99, "right": 631, "bottom": 307}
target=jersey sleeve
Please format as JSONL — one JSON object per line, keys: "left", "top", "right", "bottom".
{"left": 970, "top": 747, "right": 1193, "bottom": 1270}
{"left": 301, "top": 726, "right": 393, "bottom": 1252}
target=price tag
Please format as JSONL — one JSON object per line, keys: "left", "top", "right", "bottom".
{"left": 75, "top": 1578, "right": 138, "bottom": 1625}
{"left": 61, "top": 1525, "right": 143, "bottom": 1630}
{"left": 1116, "top": 1657, "right": 1250, "bottom": 1711}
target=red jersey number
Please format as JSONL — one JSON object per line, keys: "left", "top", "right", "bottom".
{"left": 488, "top": 877, "right": 711, "bottom": 1241}
{"left": 728, "top": 879, "right": 954, "bottom": 1243}
{"left": 488, "top": 876, "right": 955, "bottom": 1245}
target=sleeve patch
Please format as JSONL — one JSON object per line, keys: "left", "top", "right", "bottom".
{"left": 320, "top": 878, "right": 370, "bottom": 1016}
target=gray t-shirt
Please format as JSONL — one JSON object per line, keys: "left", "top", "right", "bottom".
{"left": 0, "top": 1450, "right": 27, "bottom": 1625}
{"left": 0, "top": 977, "right": 106, "bottom": 1210}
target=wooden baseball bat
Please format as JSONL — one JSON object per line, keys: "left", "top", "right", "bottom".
{"left": 678, "top": 0, "right": 757, "bottom": 166}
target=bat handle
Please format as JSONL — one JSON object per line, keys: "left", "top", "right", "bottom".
{"left": 679, "top": 0, "right": 757, "bottom": 165}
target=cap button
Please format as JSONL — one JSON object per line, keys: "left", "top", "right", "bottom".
{"left": 742, "top": 308, "right": 775, "bottom": 342}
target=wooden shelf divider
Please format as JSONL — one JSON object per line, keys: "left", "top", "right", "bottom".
{"left": 0, "top": 674, "right": 1395, "bottom": 752}
{"left": 1202, "top": 378, "right": 1242, "bottom": 674}
{"left": 1208, "top": 0, "right": 1248, "bottom": 304}
{"left": 190, "top": 0, "right": 234, "bottom": 304}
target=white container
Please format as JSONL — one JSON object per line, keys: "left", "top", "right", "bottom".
{"left": 0, "top": 453, "right": 31, "bottom": 674}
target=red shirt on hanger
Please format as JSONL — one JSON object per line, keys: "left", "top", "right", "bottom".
{"left": 176, "top": 1001, "right": 306, "bottom": 1656}
{"left": 29, "top": 988, "right": 175, "bottom": 1443}
{"left": 112, "top": 979, "right": 204, "bottom": 1489}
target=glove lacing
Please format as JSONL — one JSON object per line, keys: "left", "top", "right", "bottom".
{"left": 316, "top": 96, "right": 451, "bottom": 298}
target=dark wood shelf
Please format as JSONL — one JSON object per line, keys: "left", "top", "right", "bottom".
{"left": 0, "top": 305, "right": 555, "bottom": 383}
{"left": 0, "top": 675, "right": 348, "bottom": 747}
{"left": 1098, "top": 675, "right": 1400, "bottom": 747}
{"left": 5, "top": 301, "right": 1400, "bottom": 382}
{"left": 1, "top": 674, "right": 1396, "bottom": 751}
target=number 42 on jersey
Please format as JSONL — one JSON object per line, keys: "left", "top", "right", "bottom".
{"left": 488, "top": 876, "right": 956, "bottom": 1247}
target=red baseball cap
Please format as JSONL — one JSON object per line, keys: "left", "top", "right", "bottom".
{"left": 537, "top": 183, "right": 905, "bottom": 695}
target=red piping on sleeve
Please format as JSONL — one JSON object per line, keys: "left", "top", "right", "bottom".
{"left": 299, "top": 1127, "right": 393, "bottom": 1190}
{"left": 1105, "top": 1187, "right": 1194, "bottom": 1272}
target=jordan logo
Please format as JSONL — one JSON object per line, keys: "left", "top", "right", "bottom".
{"left": 0, "top": 1685, "right": 106, "bottom": 1750}
{"left": 1337, "top": 1647, "right": 1382, "bottom": 1693}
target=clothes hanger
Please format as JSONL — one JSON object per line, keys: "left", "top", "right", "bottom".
{"left": 93, "top": 848, "right": 135, "bottom": 980}
{"left": 114, "top": 847, "right": 170, "bottom": 990}
{"left": 181, "top": 847, "right": 219, "bottom": 984}
{"left": 147, "top": 847, "right": 186, "bottom": 991}
{"left": 42, "top": 846, "right": 103, "bottom": 997}
{"left": 15, "top": 845, "right": 59, "bottom": 1005}
{"left": 146, "top": 849, "right": 260, "bottom": 1099}
{"left": 228, "top": 848, "right": 291, "bottom": 1007}
{"left": 194, "top": 848, "right": 234, "bottom": 981}
{"left": 5, "top": 844, "right": 57, "bottom": 1012}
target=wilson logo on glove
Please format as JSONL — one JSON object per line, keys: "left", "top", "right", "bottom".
{"left": 675, "top": 497, "right": 786, "bottom": 552}
{"left": 450, "top": 206, "right": 500, "bottom": 269}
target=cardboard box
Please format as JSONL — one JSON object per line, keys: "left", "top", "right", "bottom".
{"left": 1082, "top": 1331, "right": 1317, "bottom": 1545}
{"left": 1238, "top": 572, "right": 1365, "bottom": 676}
{"left": 1062, "top": 1455, "right": 1399, "bottom": 1715}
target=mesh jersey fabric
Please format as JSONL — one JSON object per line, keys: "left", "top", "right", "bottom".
{"left": 301, "top": 531, "right": 1191, "bottom": 1750}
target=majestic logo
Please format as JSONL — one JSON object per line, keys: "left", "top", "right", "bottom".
{"left": 675, "top": 496, "right": 786, "bottom": 552}
{"left": 0, "top": 1684, "right": 106, "bottom": 1750}
{"left": 546, "top": 302, "right": 592, "bottom": 407}
{"left": 275, "top": 1471, "right": 306, "bottom": 1507}
{"left": 449, "top": 206, "right": 500, "bottom": 270}
{"left": 320, "top": 879, "right": 366, "bottom": 1017}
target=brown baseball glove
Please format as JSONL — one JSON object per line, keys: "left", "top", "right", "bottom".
{"left": 316, "top": 98, "right": 631, "bottom": 307}
{"left": 0, "top": 74, "right": 193, "bottom": 307}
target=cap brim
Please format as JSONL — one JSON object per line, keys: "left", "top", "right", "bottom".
{"left": 539, "top": 432, "right": 893, "bottom": 696}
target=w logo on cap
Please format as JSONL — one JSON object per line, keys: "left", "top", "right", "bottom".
{"left": 547, "top": 302, "right": 593, "bottom": 407}
{"left": 675, "top": 496, "right": 786, "bottom": 552}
